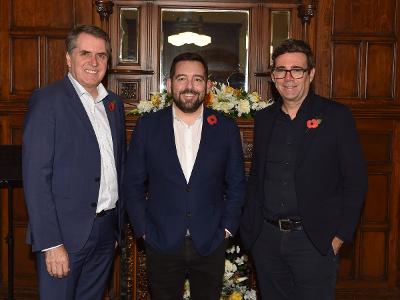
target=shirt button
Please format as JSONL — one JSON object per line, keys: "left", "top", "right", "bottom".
{"left": 282, "top": 181, "right": 287, "bottom": 186}
{"left": 186, "top": 212, "right": 192, "bottom": 218}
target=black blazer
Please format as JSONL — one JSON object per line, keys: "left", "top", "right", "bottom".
{"left": 240, "top": 91, "right": 368, "bottom": 254}
{"left": 123, "top": 106, "right": 246, "bottom": 256}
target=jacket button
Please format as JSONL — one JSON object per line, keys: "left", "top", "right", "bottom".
{"left": 185, "top": 186, "right": 191, "bottom": 192}
{"left": 186, "top": 212, "right": 191, "bottom": 218}
{"left": 94, "top": 177, "right": 100, "bottom": 182}
{"left": 91, "top": 202, "right": 97, "bottom": 207}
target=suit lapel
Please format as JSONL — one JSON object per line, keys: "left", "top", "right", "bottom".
{"left": 295, "top": 94, "right": 326, "bottom": 169}
{"left": 188, "top": 108, "right": 213, "bottom": 184}
{"left": 258, "top": 103, "right": 280, "bottom": 174}
{"left": 103, "top": 95, "right": 118, "bottom": 161}
{"left": 163, "top": 107, "right": 188, "bottom": 183}
{"left": 64, "top": 77, "right": 98, "bottom": 143}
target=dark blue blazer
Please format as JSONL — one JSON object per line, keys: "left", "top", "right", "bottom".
{"left": 240, "top": 92, "right": 368, "bottom": 255}
{"left": 23, "top": 76, "right": 126, "bottom": 252}
{"left": 123, "top": 106, "right": 246, "bottom": 256}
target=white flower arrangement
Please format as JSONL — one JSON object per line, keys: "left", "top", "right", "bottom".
{"left": 127, "top": 82, "right": 273, "bottom": 118}
{"left": 183, "top": 244, "right": 257, "bottom": 300}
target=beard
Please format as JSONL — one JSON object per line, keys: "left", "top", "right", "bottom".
{"left": 172, "top": 88, "right": 205, "bottom": 113}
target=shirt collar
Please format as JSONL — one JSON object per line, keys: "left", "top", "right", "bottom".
{"left": 172, "top": 104, "right": 204, "bottom": 124}
{"left": 68, "top": 73, "right": 108, "bottom": 103}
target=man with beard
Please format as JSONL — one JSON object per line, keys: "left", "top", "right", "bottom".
{"left": 123, "top": 52, "right": 246, "bottom": 300}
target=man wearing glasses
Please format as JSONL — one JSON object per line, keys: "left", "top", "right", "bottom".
{"left": 241, "top": 39, "right": 367, "bottom": 299}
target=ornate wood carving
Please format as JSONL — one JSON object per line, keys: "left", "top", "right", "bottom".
{"left": 95, "top": 0, "right": 114, "bottom": 22}
{"left": 118, "top": 80, "right": 140, "bottom": 102}
{"left": 297, "top": 1, "right": 318, "bottom": 41}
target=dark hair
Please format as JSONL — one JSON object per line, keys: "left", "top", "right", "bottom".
{"left": 65, "top": 24, "right": 111, "bottom": 57}
{"left": 271, "top": 39, "right": 315, "bottom": 70}
{"left": 169, "top": 52, "right": 208, "bottom": 79}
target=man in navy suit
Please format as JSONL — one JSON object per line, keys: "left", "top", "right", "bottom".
{"left": 23, "top": 25, "right": 125, "bottom": 299}
{"left": 240, "top": 39, "right": 368, "bottom": 299}
{"left": 123, "top": 52, "right": 246, "bottom": 300}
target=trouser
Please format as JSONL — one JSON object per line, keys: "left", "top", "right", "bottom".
{"left": 145, "top": 237, "right": 227, "bottom": 300}
{"left": 251, "top": 221, "right": 339, "bottom": 300}
{"left": 37, "top": 209, "right": 117, "bottom": 300}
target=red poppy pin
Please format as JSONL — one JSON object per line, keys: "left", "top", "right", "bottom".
{"left": 108, "top": 100, "right": 116, "bottom": 112}
{"left": 207, "top": 115, "right": 218, "bottom": 126}
{"left": 306, "top": 118, "right": 322, "bottom": 129}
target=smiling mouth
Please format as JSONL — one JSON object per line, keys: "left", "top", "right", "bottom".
{"left": 85, "top": 69, "right": 98, "bottom": 74}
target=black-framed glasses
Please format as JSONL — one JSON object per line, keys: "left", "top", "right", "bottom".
{"left": 272, "top": 68, "right": 308, "bottom": 79}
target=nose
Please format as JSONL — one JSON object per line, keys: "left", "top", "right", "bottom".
{"left": 89, "top": 54, "right": 98, "bottom": 66}
{"left": 284, "top": 70, "right": 294, "bottom": 80}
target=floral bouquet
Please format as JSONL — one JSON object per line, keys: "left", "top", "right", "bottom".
{"left": 183, "top": 244, "right": 257, "bottom": 300}
{"left": 127, "top": 82, "right": 273, "bottom": 118}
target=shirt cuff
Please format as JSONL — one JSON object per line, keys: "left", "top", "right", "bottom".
{"left": 225, "top": 229, "right": 233, "bottom": 238}
{"left": 42, "top": 244, "right": 63, "bottom": 252}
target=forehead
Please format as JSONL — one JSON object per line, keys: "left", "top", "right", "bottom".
{"left": 275, "top": 52, "right": 308, "bottom": 67}
{"left": 74, "top": 32, "right": 106, "bottom": 52}
{"left": 174, "top": 60, "right": 206, "bottom": 76}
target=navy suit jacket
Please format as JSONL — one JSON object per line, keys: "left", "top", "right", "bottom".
{"left": 240, "top": 92, "right": 368, "bottom": 255}
{"left": 23, "top": 76, "right": 126, "bottom": 252}
{"left": 123, "top": 106, "right": 246, "bottom": 256}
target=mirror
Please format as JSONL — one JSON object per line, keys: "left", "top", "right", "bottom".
{"left": 119, "top": 8, "right": 139, "bottom": 63}
{"left": 161, "top": 9, "right": 249, "bottom": 91}
{"left": 270, "top": 11, "right": 291, "bottom": 65}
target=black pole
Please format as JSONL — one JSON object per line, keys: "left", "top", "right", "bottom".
{"left": 7, "top": 183, "right": 14, "bottom": 300}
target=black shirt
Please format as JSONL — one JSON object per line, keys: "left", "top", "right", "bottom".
{"left": 263, "top": 99, "right": 311, "bottom": 220}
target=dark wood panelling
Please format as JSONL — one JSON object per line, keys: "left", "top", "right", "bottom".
{"left": 363, "top": 174, "right": 389, "bottom": 223}
{"left": 360, "top": 231, "right": 388, "bottom": 280}
{"left": 46, "top": 37, "right": 69, "bottom": 85}
{"left": 331, "top": 42, "right": 361, "bottom": 98}
{"left": 366, "top": 43, "right": 394, "bottom": 100}
{"left": 359, "top": 132, "right": 392, "bottom": 162}
{"left": 11, "top": 0, "right": 74, "bottom": 29}
{"left": 10, "top": 37, "right": 39, "bottom": 96}
{"left": 333, "top": 0, "right": 396, "bottom": 34}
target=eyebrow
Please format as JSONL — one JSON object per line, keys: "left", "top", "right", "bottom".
{"left": 275, "top": 65, "right": 306, "bottom": 69}
{"left": 79, "top": 50, "right": 108, "bottom": 56}
{"left": 174, "top": 74, "right": 205, "bottom": 79}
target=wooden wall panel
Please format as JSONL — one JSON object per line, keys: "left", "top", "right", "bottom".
{"left": 11, "top": 0, "right": 74, "bottom": 29}
{"left": 10, "top": 37, "right": 39, "bottom": 96}
{"left": 331, "top": 42, "right": 360, "bottom": 98}
{"left": 46, "top": 37, "right": 69, "bottom": 84}
{"left": 366, "top": 43, "right": 395, "bottom": 100}
{"left": 360, "top": 231, "right": 388, "bottom": 280}
{"left": 363, "top": 174, "right": 389, "bottom": 223}
{"left": 333, "top": 0, "right": 396, "bottom": 34}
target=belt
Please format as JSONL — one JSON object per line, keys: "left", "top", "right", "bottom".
{"left": 96, "top": 207, "right": 116, "bottom": 218}
{"left": 266, "top": 218, "right": 303, "bottom": 232}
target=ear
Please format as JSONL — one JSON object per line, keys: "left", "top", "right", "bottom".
{"left": 271, "top": 73, "right": 276, "bottom": 83}
{"left": 309, "top": 68, "right": 315, "bottom": 83}
{"left": 66, "top": 53, "right": 71, "bottom": 68}
{"left": 206, "top": 79, "right": 212, "bottom": 93}
{"left": 166, "top": 78, "right": 172, "bottom": 94}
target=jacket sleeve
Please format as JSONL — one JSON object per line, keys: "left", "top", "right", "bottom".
{"left": 335, "top": 107, "right": 368, "bottom": 242}
{"left": 220, "top": 121, "right": 246, "bottom": 235}
{"left": 123, "top": 117, "right": 148, "bottom": 238}
{"left": 22, "top": 90, "right": 63, "bottom": 252}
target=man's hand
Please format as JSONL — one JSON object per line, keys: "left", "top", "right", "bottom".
{"left": 331, "top": 236, "right": 343, "bottom": 255}
{"left": 44, "top": 245, "right": 70, "bottom": 278}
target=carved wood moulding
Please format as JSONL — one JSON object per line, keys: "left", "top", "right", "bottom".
{"left": 95, "top": 0, "right": 114, "bottom": 21}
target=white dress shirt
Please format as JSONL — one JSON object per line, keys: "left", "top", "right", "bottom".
{"left": 68, "top": 73, "right": 118, "bottom": 213}
{"left": 173, "top": 105, "right": 203, "bottom": 183}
